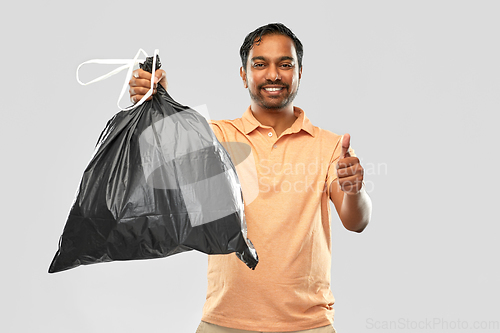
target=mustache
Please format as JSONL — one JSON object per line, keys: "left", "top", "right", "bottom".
{"left": 257, "top": 80, "right": 289, "bottom": 89}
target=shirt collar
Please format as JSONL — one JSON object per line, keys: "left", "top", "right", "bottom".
{"left": 240, "top": 106, "right": 315, "bottom": 137}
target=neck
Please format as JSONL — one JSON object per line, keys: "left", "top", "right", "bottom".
{"left": 250, "top": 103, "right": 297, "bottom": 137}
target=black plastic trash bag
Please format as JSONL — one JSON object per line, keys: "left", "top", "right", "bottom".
{"left": 49, "top": 56, "right": 258, "bottom": 273}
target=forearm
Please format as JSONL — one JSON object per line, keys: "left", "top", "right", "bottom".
{"left": 339, "top": 187, "right": 372, "bottom": 232}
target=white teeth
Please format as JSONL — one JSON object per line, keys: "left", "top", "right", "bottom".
{"left": 264, "top": 87, "right": 283, "bottom": 91}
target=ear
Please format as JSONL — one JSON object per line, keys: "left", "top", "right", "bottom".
{"left": 240, "top": 67, "right": 248, "bottom": 88}
{"left": 299, "top": 65, "right": 303, "bottom": 80}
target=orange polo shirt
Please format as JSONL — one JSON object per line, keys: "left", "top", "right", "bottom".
{"left": 202, "top": 106, "right": 348, "bottom": 332}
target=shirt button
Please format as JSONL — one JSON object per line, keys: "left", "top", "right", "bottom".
{"left": 268, "top": 132, "right": 273, "bottom": 137}
{"left": 273, "top": 144, "right": 278, "bottom": 149}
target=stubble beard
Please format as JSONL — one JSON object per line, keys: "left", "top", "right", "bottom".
{"left": 249, "top": 82, "right": 300, "bottom": 110}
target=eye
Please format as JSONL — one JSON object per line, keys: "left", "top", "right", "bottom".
{"left": 253, "top": 63, "right": 265, "bottom": 68}
{"left": 281, "top": 63, "right": 293, "bottom": 68}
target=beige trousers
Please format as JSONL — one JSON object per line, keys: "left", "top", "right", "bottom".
{"left": 195, "top": 321, "right": 337, "bottom": 333}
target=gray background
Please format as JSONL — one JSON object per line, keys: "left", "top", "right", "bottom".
{"left": 2, "top": 1, "right": 499, "bottom": 332}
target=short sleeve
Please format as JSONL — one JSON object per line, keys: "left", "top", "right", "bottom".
{"left": 209, "top": 121, "right": 225, "bottom": 142}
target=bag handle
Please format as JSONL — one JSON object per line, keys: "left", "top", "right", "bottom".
{"left": 76, "top": 49, "right": 160, "bottom": 111}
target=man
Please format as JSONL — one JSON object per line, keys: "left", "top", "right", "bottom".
{"left": 130, "top": 23, "right": 372, "bottom": 333}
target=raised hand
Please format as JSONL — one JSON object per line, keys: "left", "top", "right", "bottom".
{"left": 336, "top": 133, "right": 364, "bottom": 195}
{"left": 129, "top": 69, "right": 167, "bottom": 103}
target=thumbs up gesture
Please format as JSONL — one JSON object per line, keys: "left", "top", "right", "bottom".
{"left": 336, "top": 133, "right": 364, "bottom": 195}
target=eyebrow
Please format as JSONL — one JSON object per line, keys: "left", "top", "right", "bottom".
{"left": 251, "top": 56, "right": 295, "bottom": 63}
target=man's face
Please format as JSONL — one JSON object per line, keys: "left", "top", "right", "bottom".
{"left": 240, "top": 34, "right": 302, "bottom": 111}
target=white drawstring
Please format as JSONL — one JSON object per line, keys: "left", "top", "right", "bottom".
{"left": 76, "top": 48, "right": 160, "bottom": 111}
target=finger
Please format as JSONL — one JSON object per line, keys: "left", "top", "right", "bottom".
{"left": 337, "top": 163, "right": 363, "bottom": 179}
{"left": 131, "top": 86, "right": 156, "bottom": 96}
{"left": 133, "top": 69, "right": 151, "bottom": 80}
{"left": 339, "top": 179, "right": 364, "bottom": 194}
{"left": 129, "top": 86, "right": 152, "bottom": 97}
{"left": 338, "top": 174, "right": 363, "bottom": 191}
{"left": 130, "top": 78, "right": 154, "bottom": 89}
{"left": 336, "top": 157, "right": 360, "bottom": 170}
{"left": 341, "top": 133, "right": 351, "bottom": 158}
{"left": 130, "top": 70, "right": 152, "bottom": 86}
{"left": 130, "top": 93, "right": 153, "bottom": 104}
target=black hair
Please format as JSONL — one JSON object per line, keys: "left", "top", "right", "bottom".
{"left": 240, "top": 23, "right": 303, "bottom": 71}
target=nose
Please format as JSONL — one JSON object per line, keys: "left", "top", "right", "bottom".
{"left": 265, "top": 64, "right": 280, "bottom": 81}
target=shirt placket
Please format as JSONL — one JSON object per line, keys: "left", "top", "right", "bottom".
{"left": 257, "top": 127, "right": 279, "bottom": 152}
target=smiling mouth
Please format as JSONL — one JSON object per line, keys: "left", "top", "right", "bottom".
{"left": 261, "top": 86, "right": 287, "bottom": 94}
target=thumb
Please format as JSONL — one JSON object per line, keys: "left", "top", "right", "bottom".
{"left": 341, "top": 133, "right": 351, "bottom": 158}
{"left": 154, "top": 69, "right": 168, "bottom": 90}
